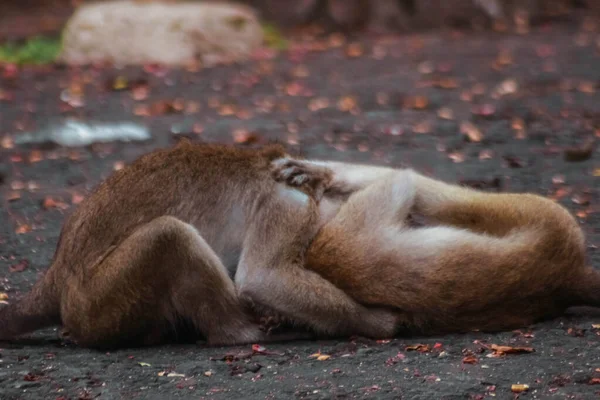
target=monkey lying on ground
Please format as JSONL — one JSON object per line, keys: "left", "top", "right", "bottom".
{"left": 275, "top": 158, "right": 595, "bottom": 334}
{"left": 0, "top": 141, "right": 398, "bottom": 348}
{"left": 1, "top": 141, "right": 597, "bottom": 347}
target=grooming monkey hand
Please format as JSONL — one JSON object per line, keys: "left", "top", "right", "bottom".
{"left": 271, "top": 158, "right": 333, "bottom": 202}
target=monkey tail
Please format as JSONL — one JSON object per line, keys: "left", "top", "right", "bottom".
{"left": 0, "top": 270, "right": 61, "bottom": 340}
{"left": 569, "top": 267, "right": 600, "bottom": 308}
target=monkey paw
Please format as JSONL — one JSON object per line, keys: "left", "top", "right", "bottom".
{"left": 271, "top": 158, "right": 313, "bottom": 186}
{"left": 271, "top": 158, "right": 333, "bottom": 201}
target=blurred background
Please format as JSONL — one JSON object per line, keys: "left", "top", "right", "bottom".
{"left": 0, "top": 1, "right": 597, "bottom": 44}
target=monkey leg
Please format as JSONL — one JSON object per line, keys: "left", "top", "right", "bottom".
{"left": 235, "top": 184, "right": 401, "bottom": 339}
{"left": 326, "top": 169, "right": 416, "bottom": 231}
{"left": 304, "top": 170, "right": 431, "bottom": 329}
{"left": 273, "top": 158, "right": 580, "bottom": 240}
{"left": 60, "top": 216, "right": 267, "bottom": 349}
{"left": 409, "top": 170, "right": 580, "bottom": 237}
{"left": 307, "top": 170, "right": 418, "bottom": 272}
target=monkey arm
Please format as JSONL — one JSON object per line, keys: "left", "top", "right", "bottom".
{"left": 237, "top": 260, "right": 398, "bottom": 338}
{"left": 234, "top": 185, "right": 400, "bottom": 339}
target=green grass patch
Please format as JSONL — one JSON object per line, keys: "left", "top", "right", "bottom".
{"left": 262, "top": 23, "right": 288, "bottom": 51}
{"left": 0, "top": 36, "right": 62, "bottom": 65}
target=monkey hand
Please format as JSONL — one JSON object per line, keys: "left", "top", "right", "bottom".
{"left": 271, "top": 158, "right": 333, "bottom": 202}
{"left": 357, "top": 306, "right": 405, "bottom": 339}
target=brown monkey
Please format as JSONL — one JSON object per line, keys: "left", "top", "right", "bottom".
{"left": 274, "top": 158, "right": 597, "bottom": 334}
{"left": 0, "top": 141, "right": 399, "bottom": 349}
{"left": 4, "top": 141, "right": 594, "bottom": 348}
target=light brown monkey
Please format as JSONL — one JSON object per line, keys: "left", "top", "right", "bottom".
{"left": 0, "top": 141, "right": 399, "bottom": 349}
{"left": 4, "top": 141, "right": 596, "bottom": 348}
{"left": 273, "top": 158, "right": 597, "bottom": 335}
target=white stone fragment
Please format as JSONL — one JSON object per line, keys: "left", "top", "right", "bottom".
{"left": 15, "top": 120, "right": 151, "bottom": 147}
{"left": 59, "top": 1, "right": 264, "bottom": 66}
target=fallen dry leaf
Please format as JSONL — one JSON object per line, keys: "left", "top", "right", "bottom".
{"left": 131, "top": 80, "right": 150, "bottom": 100}
{"left": 291, "top": 65, "right": 309, "bottom": 78}
{"left": 133, "top": 104, "right": 151, "bottom": 116}
{"left": 460, "top": 121, "right": 483, "bottom": 142}
{"left": 511, "top": 384, "right": 529, "bottom": 393}
{"left": 337, "top": 95, "right": 358, "bottom": 112}
{"left": 495, "top": 49, "right": 513, "bottom": 66}
{"left": 0, "top": 293, "right": 8, "bottom": 301}
{"left": 503, "top": 155, "right": 526, "bottom": 168}
{"left": 567, "top": 327, "right": 586, "bottom": 337}
{"left": 437, "top": 107, "right": 454, "bottom": 120}
{"left": 512, "top": 117, "right": 526, "bottom": 130}
{"left": 552, "top": 174, "right": 566, "bottom": 184}
{"left": 404, "top": 95, "right": 429, "bottom": 110}
{"left": 478, "top": 150, "right": 494, "bottom": 160}
{"left": 462, "top": 356, "right": 478, "bottom": 364}
{"left": 490, "top": 344, "right": 534, "bottom": 356}
{"left": 285, "top": 82, "right": 306, "bottom": 96}
{"left": 434, "top": 77, "right": 459, "bottom": 89}
{"left": 405, "top": 344, "right": 431, "bottom": 353}
{"left": 309, "top": 352, "right": 331, "bottom": 361}
{"left": 7, "top": 191, "right": 21, "bottom": 202}
{"left": 110, "top": 75, "right": 129, "bottom": 91}
{"left": 564, "top": 140, "right": 595, "bottom": 162}
{"left": 345, "top": 43, "right": 364, "bottom": 58}
{"left": 418, "top": 61, "right": 434, "bottom": 74}
{"left": 576, "top": 210, "right": 589, "bottom": 219}
{"left": 448, "top": 152, "right": 465, "bottom": 163}
{"left": 1, "top": 135, "right": 14, "bottom": 149}
{"left": 72, "top": 193, "right": 85, "bottom": 205}
{"left": 151, "top": 99, "right": 185, "bottom": 115}
{"left": 9, "top": 259, "right": 29, "bottom": 273}
{"left": 42, "top": 197, "right": 69, "bottom": 210}
{"left": 385, "top": 352, "right": 405, "bottom": 366}
{"left": 28, "top": 150, "right": 43, "bottom": 163}
{"left": 233, "top": 129, "right": 260, "bottom": 144}
{"left": 572, "top": 193, "right": 591, "bottom": 206}
{"left": 471, "top": 104, "right": 496, "bottom": 118}
{"left": 413, "top": 121, "right": 431, "bottom": 134}
{"left": 550, "top": 187, "right": 571, "bottom": 201}
{"left": 495, "top": 79, "right": 519, "bottom": 96}
{"left": 11, "top": 181, "right": 25, "bottom": 190}
{"left": 578, "top": 81, "right": 596, "bottom": 94}
{"left": 252, "top": 344, "right": 267, "bottom": 354}
{"left": 512, "top": 330, "right": 535, "bottom": 338}
{"left": 308, "top": 97, "right": 330, "bottom": 111}
{"left": 15, "top": 224, "right": 32, "bottom": 234}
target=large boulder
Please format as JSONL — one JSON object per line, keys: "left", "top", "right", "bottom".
{"left": 59, "top": 1, "right": 264, "bottom": 66}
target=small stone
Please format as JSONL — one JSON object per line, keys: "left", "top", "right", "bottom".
{"left": 60, "top": 1, "right": 263, "bottom": 66}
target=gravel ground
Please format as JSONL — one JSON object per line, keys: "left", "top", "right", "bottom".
{"left": 2, "top": 15, "right": 600, "bottom": 399}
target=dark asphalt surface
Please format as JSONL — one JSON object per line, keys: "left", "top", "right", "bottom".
{"left": 2, "top": 16, "right": 600, "bottom": 399}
